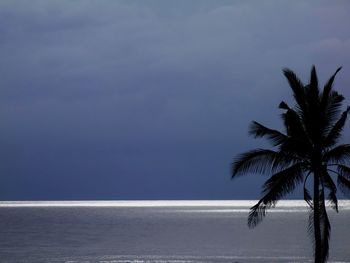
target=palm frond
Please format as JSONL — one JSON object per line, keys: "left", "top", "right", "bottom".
{"left": 337, "top": 175, "right": 350, "bottom": 197}
{"left": 249, "top": 121, "right": 287, "bottom": 146}
{"left": 303, "top": 172, "right": 313, "bottom": 209}
{"left": 262, "top": 163, "right": 304, "bottom": 195}
{"left": 323, "top": 171, "right": 338, "bottom": 212}
{"left": 325, "top": 107, "right": 350, "bottom": 147}
{"left": 281, "top": 108, "right": 306, "bottom": 138}
{"left": 306, "top": 65, "right": 320, "bottom": 109}
{"left": 271, "top": 152, "right": 302, "bottom": 173}
{"left": 303, "top": 67, "right": 323, "bottom": 144}
{"left": 337, "top": 164, "right": 350, "bottom": 179}
{"left": 324, "top": 144, "right": 350, "bottom": 165}
{"left": 280, "top": 110, "right": 313, "bottom": 156}
{"left": 320, "top": 67, "right": 344, "bottom": 133}
{"left": 304, "top": 186, "right": 313, "bottom": 209}
{"left": 323, "top": 91, "right": 345, "bottom": 131}
{"left": 320, "top": 67, "right": 342, "bottom": 109}
{"left": 328, "top": 190, "right": 338, "bottom": 212}
{"left": 231, "top": 149, "right": 278, "bottom": 178}
{"left": 279, "top": 137, "right": 311, "bottom": 160}
{"left": 248, "top": 163, "right": 304, "bottom": 228}
{"left": 279, "top": 101, "right": 290, "bottom": 110}
{"left": 248, "top": 203, "right": 267, "bottom": 229}
{"left": 283, "top": 68, "right": 307, "bottom": 112}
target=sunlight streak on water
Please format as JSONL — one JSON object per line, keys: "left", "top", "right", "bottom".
{"left": 1, "top": 200, "right": 349, "bottom": 210}
{"left": 1, "top": 201, "right": 349, "bottom": 262}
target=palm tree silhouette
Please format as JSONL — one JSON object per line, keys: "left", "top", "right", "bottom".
{"left": 231, "top": 66, "right": 350, "bottom": 263}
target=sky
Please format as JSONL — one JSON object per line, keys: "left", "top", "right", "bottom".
{"left": 0, "top": 0, "right": 350, "bottom": 200}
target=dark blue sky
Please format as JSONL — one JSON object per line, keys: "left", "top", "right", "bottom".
{"left": 1, "top": 1, "right": 350, "bottom": 200}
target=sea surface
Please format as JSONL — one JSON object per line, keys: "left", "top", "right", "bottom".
{"left": 0, "top": 200, "right": 349, "bottom": 263}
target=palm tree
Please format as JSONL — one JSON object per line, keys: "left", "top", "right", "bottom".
{"left": 231, "top": 66, "right": 350, "bottom": 263}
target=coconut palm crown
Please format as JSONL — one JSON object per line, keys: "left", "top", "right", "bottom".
{"left": 231, "top": 66, "right": 350, "bottom": 263}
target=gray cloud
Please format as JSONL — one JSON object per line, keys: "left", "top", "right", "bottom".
{"left": 0, "top": 0, "right": 349, "bottom": 199}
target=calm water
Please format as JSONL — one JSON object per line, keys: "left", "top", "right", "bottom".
{"left": 0, "top": 200, "right": 349, "bottom": 263}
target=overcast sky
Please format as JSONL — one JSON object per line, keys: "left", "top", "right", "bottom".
{"left": 1, "top": 0, "right": 350, "bottom": 200}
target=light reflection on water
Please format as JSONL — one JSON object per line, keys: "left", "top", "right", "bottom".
{"left": 1, "top": 200, "right": 350, "bottom": 207}
{"left": 0, "top": 200, "right": 349, "bottom": 263}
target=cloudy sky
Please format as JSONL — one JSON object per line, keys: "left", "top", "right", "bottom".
{"left": 1, "top": 0, "right": 350, "bottom": 200}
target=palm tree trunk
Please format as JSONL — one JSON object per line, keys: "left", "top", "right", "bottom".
{"left": 314, "top": 172, "right": 322, "bottom": 263}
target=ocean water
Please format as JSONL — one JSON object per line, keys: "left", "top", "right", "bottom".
{"left": 0, "top": 200, "right": 349, "bottom": 263}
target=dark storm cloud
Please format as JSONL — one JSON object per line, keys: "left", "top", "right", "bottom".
{"left": 1, "top": 0, "right": 350, "bottom": 199}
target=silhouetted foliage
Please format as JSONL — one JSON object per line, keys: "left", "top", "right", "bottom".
{"left": 231, "top": 66, "right": 349, "bottom": 263}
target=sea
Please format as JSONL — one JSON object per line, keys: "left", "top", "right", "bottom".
{"left": 0, "top": 200, "right": 349, "bottom": 263}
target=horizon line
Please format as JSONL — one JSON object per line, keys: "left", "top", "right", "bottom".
{"left": 1, "top": 199, "right": 350, "bottom": 208}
